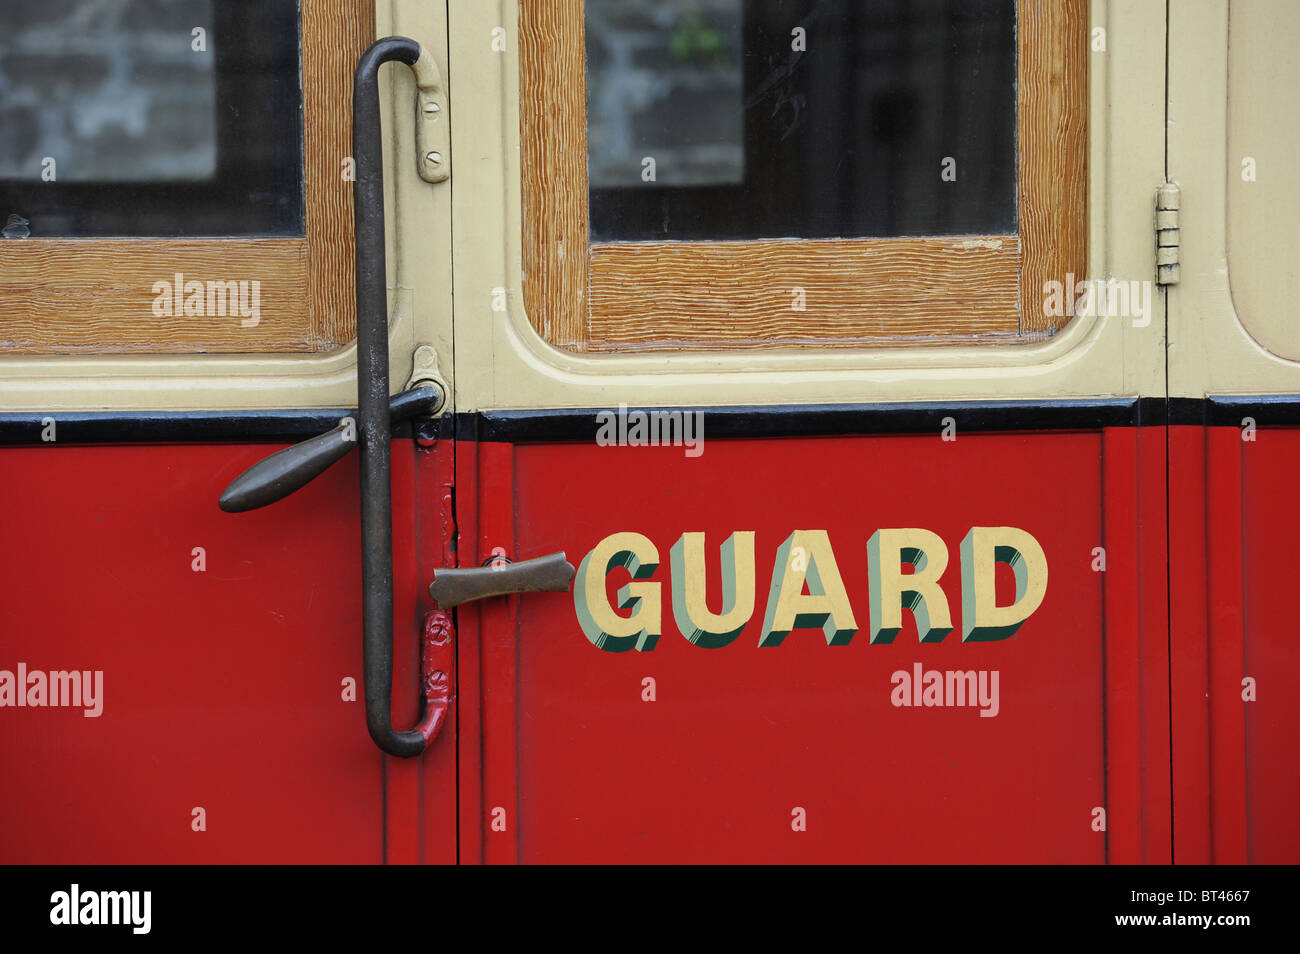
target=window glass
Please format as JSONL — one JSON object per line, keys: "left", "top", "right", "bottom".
{"left": 0, "top": 0, "right": 303, "bottom": 237}
{"left": 585, "top": 0, "right": 1017, "bottom": 242}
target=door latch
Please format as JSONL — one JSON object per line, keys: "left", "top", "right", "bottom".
{"left": 411, "top": 49, "right": 449, "bottom": 184}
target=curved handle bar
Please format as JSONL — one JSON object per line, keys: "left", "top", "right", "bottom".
{"left": 355, "top": 36, "right": 443, "bottom": 758}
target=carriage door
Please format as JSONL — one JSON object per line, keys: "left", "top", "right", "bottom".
{"left": 1166, "top": 0, "right": 1300, "bottom": 864}
{"left": 0, "top": 1, "right": 457, "bottom": 862}
{"left": 447, "top": 1, "right": 1171, "bottom": 862}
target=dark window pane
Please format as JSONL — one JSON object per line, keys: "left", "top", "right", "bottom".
{"left": 0, "top": 0, "right": 303, "bottom": 238}
{"left": 586, "top": 0, "right": 1017, "bottom": 242}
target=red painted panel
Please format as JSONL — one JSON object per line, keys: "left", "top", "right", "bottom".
{"left": 1206, "top": 426, "right": 1248, "bottom": 863}
{"left": 1103, "top": 426, "right": 1171, "bottom": 863}
{"left": 468, "top": 429, "right": 1163, "bottom": 863}
{"left": 414, "top": 440, "right": 461, "bottom": 866}
{"left": 453, "top": 439, "right": 487, "bottom": 865}
{"left": 469, "top": 442, "right": 522, "bottom": 865}
{"left": 1236, "top": 428, "right": 1300, "bottom": 862}
{"left": 1169, "top": 425, "right": 1212, "bottom": 863}
{"left": 1170, "top": 422, "right": 1300, "bottom": 864}
{"left": 0, "top": 441, "right": 455, "bottom": 864}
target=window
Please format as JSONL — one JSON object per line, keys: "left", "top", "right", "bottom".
{"left": 0, "top": 0, "right": 374, "bottom": 354}
{"left": 586, "top": 0, "right": 1017, "bottom": 242}
{"left": 0, "top": 1, "right": 301, "bottom": 238}
{"left": 520, "top": 0, "right": 1086, "bottom": 351}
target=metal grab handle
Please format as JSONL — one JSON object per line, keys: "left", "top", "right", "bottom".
{"left": 429, "top": 552, "right": 576, "bottom": 609}
{"left": 218, "top": 386, "right": 442, "bottom": 513}
{"left": 355, "top": 36, "right": 445, "bottom": 759}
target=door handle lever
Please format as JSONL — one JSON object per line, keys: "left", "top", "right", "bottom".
{"left": 429, "top": 552, "right": 576, "bottom": 608}
{"left": 218, "top": 385, "right": 443, "bottom": 513}
{"left": 218, "top": 36, "right": 450, "bottom": 759}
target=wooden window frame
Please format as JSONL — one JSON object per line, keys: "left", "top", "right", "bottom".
{"left": 0, "top": 0, "right": 374, "bottom": 355}
{"left": 520, "top": 0, "right": 1086, "bottom": 352}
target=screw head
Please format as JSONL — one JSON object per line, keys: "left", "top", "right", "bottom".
{"left": 425, "top": 151, "right": 442, "bottom": 165}
{"left": 423, "top": 100, "right": 441, "bottom": 115}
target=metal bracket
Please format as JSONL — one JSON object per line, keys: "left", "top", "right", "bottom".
{"left": 1156, "top": 183, "right": 1181, "bottom": 286}
{"left": 415, "top": 609, "right": 454, "bottom": 750}
{"left": 406, "top": 344, "right": 450, "bottom": 411}
{"left": 411, "top": 48, "right": 450, "bottom": 184}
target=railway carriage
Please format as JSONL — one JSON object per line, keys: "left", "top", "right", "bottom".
{"left": 0, "top": 0, "right": 1295, "bottom": 865}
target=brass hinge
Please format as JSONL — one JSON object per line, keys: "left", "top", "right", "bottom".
{"left": 1156, "top": 183, "right": 1180, "bottom": 285}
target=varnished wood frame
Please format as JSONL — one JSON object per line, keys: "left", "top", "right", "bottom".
{"left": 0, "top": 1, "right": 374, "bottom": 354}
{"left": 520, "top": 0, "right": 1086, "bottom": 351}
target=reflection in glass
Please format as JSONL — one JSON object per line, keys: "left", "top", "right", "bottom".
{"left": 0, "top": 0, "right": 302, "bottom": 238}
{"left": 586, "top": 0, "right": 1017, "bottom": 242}
{"left": 587, "top": 1, "right": 743, "bottom": 188}
{"left": 0, "top": 0, "right": 216, "bottom": 182}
